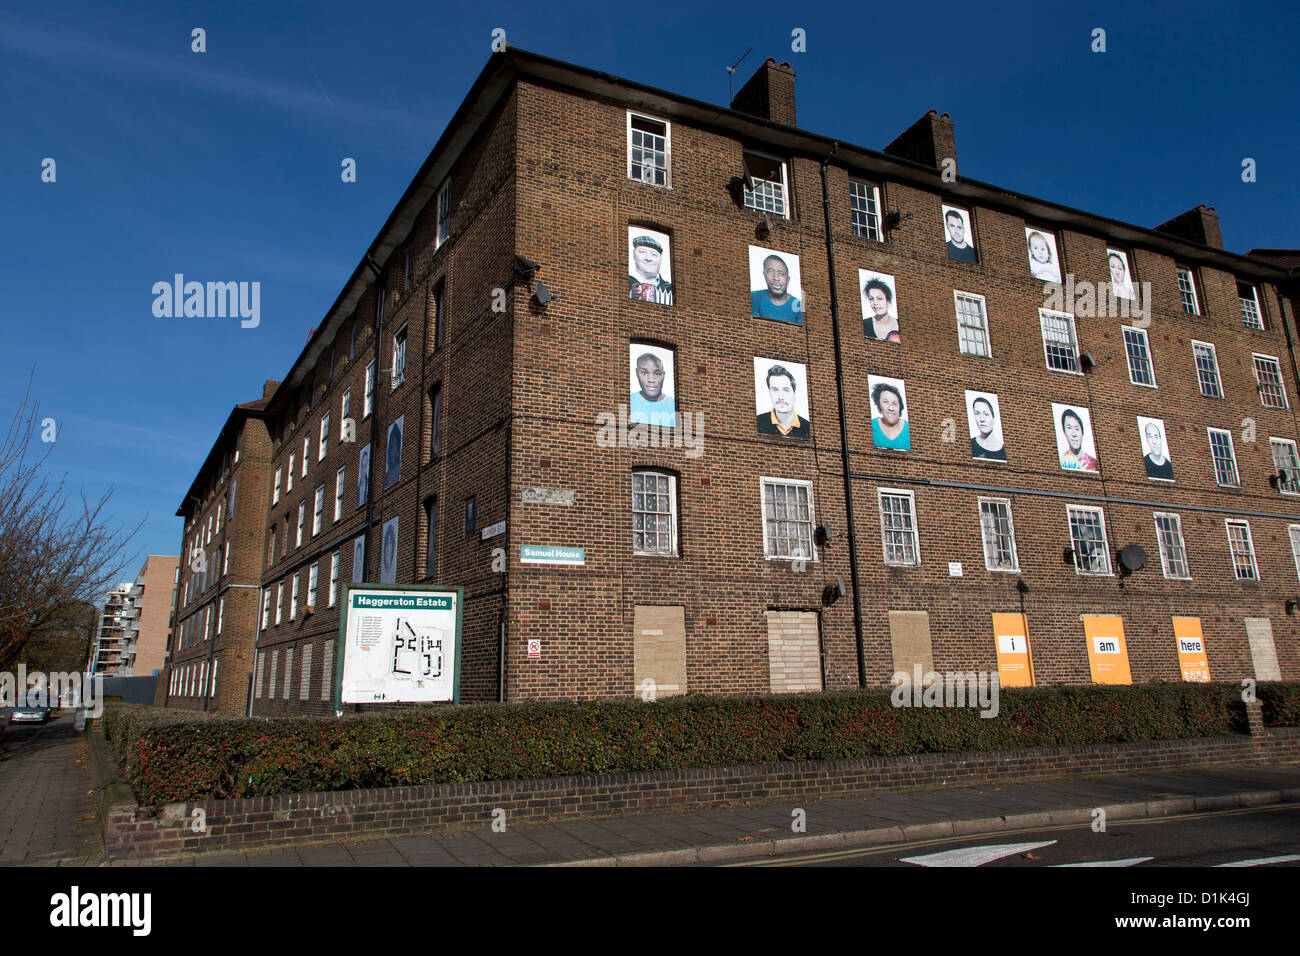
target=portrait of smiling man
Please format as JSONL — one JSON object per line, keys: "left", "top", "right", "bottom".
{"left": 628, "top": 228, "right": 673, "bottom": 304}
{"left": 754, "top": 358, "right": 811, "bottom": 438}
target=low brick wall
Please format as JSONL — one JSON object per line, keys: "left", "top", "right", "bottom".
{"left": 90, "top": 707, "right": 1300, "bottom": 860}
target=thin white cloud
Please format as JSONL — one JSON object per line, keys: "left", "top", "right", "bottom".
{"left": 0, "top": 12, "right": 434, "bottom": 137}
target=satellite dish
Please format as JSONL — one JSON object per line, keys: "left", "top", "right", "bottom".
{"left": 1080, "top": 351, "right": 1097, "bottom": 373}
{"left": 1062, "top": 547, "right": 1076, "bottom": 566}
{"left": 1118, "top": 544, "right": 1147, "bottom": 574}
{"left": 534, "top": 280, "right": 553, "bottom": 306}
{"left": 822, "top": 577, "right": 846, "bottom": 606}
{"left": 814, "top": 523, "right": 833, "bottom": 546}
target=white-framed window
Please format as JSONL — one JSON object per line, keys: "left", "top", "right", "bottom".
{"left": 1192, "top": 341, "right": 1223, "bottom": 398}
{"left": 223, "top": 540, "right": 230, "bottom": 575}
{"left": 1238, "top": 281, "right": 1263, "bottom": 330}
{"left": 364, "top": 360, "right": 376, "bottom": 418}
{"left": 627, "top": 112, "right": 670, "bottom": 188}
{"left": 296, "top": 501, "right": 306, "bottom": 547}
{"left": 1207, "top": 428, "right": 1240, "bottom": 487}
{"left": 307, "top": 563, "right": 318, "bottom": 608}
{"left": 302, "top": 436, "right": 310, "bottom": 476}
{"left": 287, "top": 453, "right": 295, "bottom": 492}
{"left": 204, "top": 606, "right": 211, "bottom": 640}
{"left": 283, "top": 648, "right": 293, "bottom": 700}
{"left": 268, "top": 525, "right": 276, "bottom": 564}
{"left": 392, "top": 325, "right": 408, "bottom": 389}
{"left": 275, "top": 581, "right": 284, "bottom": 625}
{"left": 1153, "top": 512, "right": 1191, "bottom": 580}
{"left": 272, "top": 466, "right": 281, "bottom": 505}
{"left": 743, "top": 150, "right": 788, "bottom": 217}
{"left": 878, "top": 489, "right": 920, "bottom": 567}
{"left": 290, "top": 572, "right": 299, "bottom": 620}
{"left": 1067, "top": 505, "right": 1110, "bottom": 575}
{"left": 261, "top": 589, "right": 270, "bottom": 630}
{"left": 319, "top": 412, "right": 330, "bottom": 460}
{"left": 206, "top": 515, "right": 212, "bottom": 543}
{"left": 436, "top": 179, "right": 451, "bottom": 247}
{"left": 955, "top": 291, "right": 991, "bottom": 357}
{"left": 760, "top": 477, "right": 816, "bottom": 560}
{"left": 1225, "top": 520, "right": 1259, "bottom": 580}
{"left": 217, "top": 597, "right": 224, "bottom": 635}
{"left": 334, "top": 466, "right": 346, "bottom": 520}
{"left": 329, "top": 551, "right": 340, "bottom": 607}
{"left": 632, "top": 470, "right": 678, "bottom": 556}
{"left": 1288, "top": 526, "right": 1300, "bottom": 581}
{"left": 313, "top": 485, "right": 324, "bottom": 535}
{"left": 1039, "top": 309, "right": 1081, "bottom": 373}
{"left": 1176, "top": 266, "right": 1200, "bottom": 315}
{"left": 977, "top": 497, "right": 1018, "bottom": 571}
{"left": 1253, "top": 354, "right": 1288, "bottom": 408}
{"left": 216, "top": 501, "right": 222, "bottom": 531}
{"left": 850, "top": 179, "right": 882, "bottom": 241}
{"left": 340, "top": 389, "right": 351, "bottom": 438}
{"left": 1122, "top": 326, "right": 1156, "bottom": 387}
{"left": 1269, "top": 438, "right": 1300, "bottom": 495}
{"left": 254, "top": 652, "right": 265, "bottom": 698}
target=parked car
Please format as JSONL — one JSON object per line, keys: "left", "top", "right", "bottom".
{"left": 10, "top": 705, "right": 51, "bottom": 724}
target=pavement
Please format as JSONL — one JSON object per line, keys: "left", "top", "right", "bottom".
{"left": 2, "top": 712, "right": 1298, "bottom": 867}
{"left": 0, "top": 713, "right": 102, "bottom": 866}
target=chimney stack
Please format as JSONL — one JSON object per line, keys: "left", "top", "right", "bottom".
{"left": 730, "top": 58, "right": 797, "bottom": 126}
{"left": 884, "top": 110, "right": 957, "bottom": 172}
{"left": 1154, "top": 205, "right": 1223, "bottom": 249}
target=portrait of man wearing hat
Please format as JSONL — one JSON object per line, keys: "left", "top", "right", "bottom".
{"left": 628, "top": 227, "right": 674, "bottom": 305}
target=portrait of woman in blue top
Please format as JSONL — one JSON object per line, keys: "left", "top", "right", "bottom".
{"left": 870, "top": 377, "right": 911, "bottom": 451}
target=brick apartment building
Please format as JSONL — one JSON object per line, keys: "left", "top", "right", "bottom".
{"left": 159, "top": 390, "right": 274, "bottom": 710}
{"left": 160, "top": 49, "right": 1300, "bottom": 715}
{"left": 89, "top": 555, "right": 177, "bottom": 677}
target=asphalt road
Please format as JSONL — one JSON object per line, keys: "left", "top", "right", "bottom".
{"left": 723, "top": 804, "right": 1300, "bottom": 867}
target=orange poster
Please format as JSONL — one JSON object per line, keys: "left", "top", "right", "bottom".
{"left": 992, "top": 613, "right": 1034, "bottom": 686}
{"left": 1172, "top": 617, "right": 1211, "bottom": 682}
{"left": 1082, "top": 615, "right": 1132, "bottom": 685}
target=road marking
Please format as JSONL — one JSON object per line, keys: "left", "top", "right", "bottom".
{"left": 1052, "top": 857, "right": 1153, "bottom": 867}
{"left": 1215, "top": 854, "right": 1300, "bottom": 867}
{"left": 900, "top": 841, "right": 1057, "bottom": 867}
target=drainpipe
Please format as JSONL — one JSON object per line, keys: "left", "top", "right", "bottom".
{"left": 819, "top": 144, "right": 867, "bottom": 687}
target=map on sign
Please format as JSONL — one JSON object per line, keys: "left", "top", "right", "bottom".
{"left": 337, "top": 587, "right": 462, "bottom": 705}
{"left": 391, "top": 617, "right": 444, "bottom": 682}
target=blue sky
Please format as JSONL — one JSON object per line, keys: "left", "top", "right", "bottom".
{"left": 3, "top": 0, "right": 1296, "bottom": 571}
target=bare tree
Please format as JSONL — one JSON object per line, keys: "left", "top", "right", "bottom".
{"left": 0, "top": 375, "right": 142, "bottom": 672}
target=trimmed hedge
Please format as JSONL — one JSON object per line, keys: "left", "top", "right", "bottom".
{"left": 1259, "top": 681, "right": 1300, "bottom": 728}
{"left": 98, "top": 682, "right": 1269, "bottom": 809}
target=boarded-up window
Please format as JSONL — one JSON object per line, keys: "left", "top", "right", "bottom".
{"left": 1244, "top": 618, "right": 1281, "bottom": 681}
{"left": 322, "top": 639, "right": 335, "bottom": 702}
{"left": 300, "top": 644, "right": 313, "bottom": 700}
{"left": 765, "top": 610, "right": 822, "bottom": 693}
{"left": 888, "top": 610, "right": 934, "bottom": 677}
{"left": 633, "top": 606, "right": 686, "bottom": 699}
